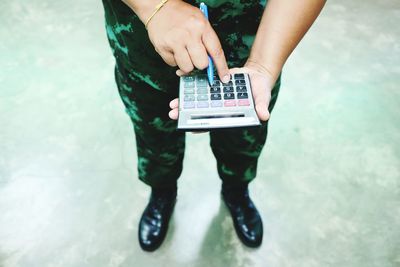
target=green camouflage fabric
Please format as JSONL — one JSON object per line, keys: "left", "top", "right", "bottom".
{"left": 102, "top": 0, "right": 281, "bottom": 187}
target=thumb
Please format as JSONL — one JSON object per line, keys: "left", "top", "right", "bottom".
{"left": 253, "top": 89, "right": 271, "bottom": 121}
{"left": 255, "top": 101, "right": 270, "bottom": 121}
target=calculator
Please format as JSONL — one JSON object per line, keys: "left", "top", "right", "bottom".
{"left": 177, "top": 73, "right": 260, "bottom": 130}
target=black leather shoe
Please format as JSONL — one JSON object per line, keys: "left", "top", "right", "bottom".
{"left": 138, "top": 187, "right": 177, "bottom": 252}
{"left": 222, "top": 183, "right": 263, "bottom": 247}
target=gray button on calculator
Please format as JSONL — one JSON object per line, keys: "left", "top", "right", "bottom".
{"left": 184, "top": 95, "right": 195, "bottom": 101}
{"left": 183, "top": 76, "right": 195, "bottom": 82}
{"left": 211, "top": 101, "right": 223, "bottom": 107}
{"left": 197, "top": 76, "right": 207, "bottom": 82}
{"left": 196, "top": 79, "right": 208, "bottom": 88}
{"left": 197, "top": 88, "right": 208, "bottom": 94}
{"left": 197, "top": 95, "right": 208, "bottom": 101}
{"left": 184, "top": 81, "right": 195, "bottom": 88}
{"left": 184, "top": 102, "right": 195, "bottom": 109}
{"left": 197, "top": 102, "right": 209, "bottom": 108}
{"left": 184, "top": 88, "right": 195, "bottom": 94}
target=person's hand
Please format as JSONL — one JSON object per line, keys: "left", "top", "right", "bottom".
{"left": 168, "top": 61, "right": 277, "bottom": 121}
{"left": 145, "top": 0, "right": 230, "bottom": 82}
{"left": 229, "top": 61, "right": 277, "bottom": 121}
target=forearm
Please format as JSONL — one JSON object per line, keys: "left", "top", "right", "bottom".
{"left": 248, "top": 0, "right": 326, "bottom": 80}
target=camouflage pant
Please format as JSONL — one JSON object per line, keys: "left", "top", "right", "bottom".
{"left": 103, "top": 0, "right": 281, "bottom": 187}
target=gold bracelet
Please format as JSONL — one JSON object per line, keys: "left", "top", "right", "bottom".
{"left": 144, "top": 0, "right": 169, "bottom": 29}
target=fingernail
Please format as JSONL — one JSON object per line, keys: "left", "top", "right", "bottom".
{"left": 222, "top": 74, "right": 230, "bottom": 83}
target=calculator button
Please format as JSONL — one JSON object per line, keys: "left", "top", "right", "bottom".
{"left": 235, "top": 79, "right": 246, "bottom": 85}
{"left": 211, "top": 93, "right": 221, "bottom": 100}
{"left": 224, "top": 93, "right": 235, "bottom": 99}
{"left": 238, "top": 99, "right": 250, "bottom": 106}
{"left": 196, "top": 79, "right": 208, "bottom": 88}
{"left": 237, "top": 92, "right": 248, "bottom": 99}
{"left": 197, "top": 102, "right": 209, "bottom": 108}
{"left": 224, "top": 100, "right": 236, "bottom": 107}
{"left": 236, "top": 86, "right": 247, "bottom": 92}
{"left": 197, "top": 95, "right": 208, "bottom": 101}
{"left": 211, "top": 101, "right": 223, "bottom": 107}
{"left": 184, "top": 88, "right": 195, "bottom": 94}
{"left": 197, "top": 87, "right": 208, "bottom": 94}
{"left": 184, "top": 95, "right": 195, "bottom": 102}
{"left": 197, "top": 76, "right": 207, "bottom": 82}
{"left": 212, "top": 80, "right": 221, "bottom": 87}
{"left": 184, "top": 102, "right": 195, "bottom": 109}
{"left": 223, "top": 86, "right": 234, "bottom": 93}
{"left": 210, "top": 87, "right": 221, "bottom": 93}
{"left": 184, "top": 81, "right": 195, "bottom": 88}
{"left": 224, "top": 80, "right": 233, "bottom": 86}
{"left": 183, "top": 76, "right": 195, "bottom": 82}
{"left": 234, "top": 73, "right": 245, "bottom": 79}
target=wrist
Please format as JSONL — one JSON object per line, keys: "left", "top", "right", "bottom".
{"left": 123, "top": 0, "right": 180, "bottom": 24}
{"left": 244, "top": 59, "right": 281, "bottom": 82}
{"left": 122, "top": 0, "right": 155, "bottom": 21}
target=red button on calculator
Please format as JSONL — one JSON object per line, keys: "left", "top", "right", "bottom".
{"left": 224, "top": 100, "right": 236, "bottom": 107}
{"left": 238, "top": 99, "right": 250, "bottom": 106}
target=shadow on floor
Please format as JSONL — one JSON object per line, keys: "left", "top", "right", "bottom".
{"left": 193, "top": 199, "right": 260, "bottom": 267}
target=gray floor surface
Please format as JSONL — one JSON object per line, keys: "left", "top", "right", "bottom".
{"left": 0, "top": 0, "right": 399, "bottom": 266}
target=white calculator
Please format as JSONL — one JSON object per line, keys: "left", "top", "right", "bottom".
{"left": 177, "top": 73, "right": 260, "bottom": 130}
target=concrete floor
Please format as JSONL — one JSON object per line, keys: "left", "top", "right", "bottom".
{"left": 0, "top": 0, "right": 399, "bottom": 266}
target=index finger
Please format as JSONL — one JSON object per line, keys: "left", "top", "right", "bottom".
{"left": 202, "top": 24, "right": 230, "bottom": 83}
